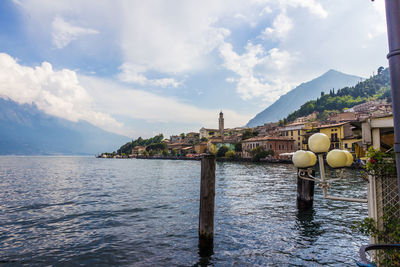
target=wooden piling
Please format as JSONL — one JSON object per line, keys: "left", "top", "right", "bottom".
{"left": 297, "top": 169, "right": 315, "bottom": 210}
{"left": 198, "top": 154, "right": 216, "bottom": 255}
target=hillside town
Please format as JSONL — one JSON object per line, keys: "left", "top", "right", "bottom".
{"left": 102, "top": 99, "right": 394, "bottom": 162}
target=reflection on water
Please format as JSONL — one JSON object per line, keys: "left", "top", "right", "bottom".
{"left": 295, "top": 208, "right": 322, "bottom": 245}
{"left": 0, "top": 157, "right": 368, "bottom": 266}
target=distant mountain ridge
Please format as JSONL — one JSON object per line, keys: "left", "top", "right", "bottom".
{"left": 0, "top": 98, "right": 129, "bottom": 155}
{"left": 246, "top": 70, "right": 362, "bottom": 127}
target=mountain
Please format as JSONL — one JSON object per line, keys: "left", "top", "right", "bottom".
{"left": 246, "top": 69, "right": 362, "bottom": 127}
{"left": 0, "top": 98, "right": 130, "bottom": 155}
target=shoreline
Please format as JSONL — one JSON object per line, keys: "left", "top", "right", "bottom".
{"left": 96, "top": 155, "right": 295, "bottom": 164}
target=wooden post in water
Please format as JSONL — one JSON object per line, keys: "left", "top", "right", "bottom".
{"left": 198, "top": 154, "right": 216, "bottom": 256}
{"left": 297, "top": 169, "right": 315, "bottom": 210}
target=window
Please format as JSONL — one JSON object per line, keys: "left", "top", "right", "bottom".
{"left": 291, "top": 131, "right": 293, "bottom": 136}
{"left": 291, "top": 145, "right": 293, "bottom": 150}
{"left": 278, "top": 145, "right": 281, "bottom": 149}
{"left": 270, "top": 144, "right": 272, "bottom": 149}
{"left": 298, "top": 137, "right": 300, "bottom": 140}
{"left": 298, "top": 142, "right": 300, "bottom": 147}
{"left": 345, "top": 143, "right": 348, "bottom": 148}
{"left": 298, "top": 130, "right": 300, "bottom": 135}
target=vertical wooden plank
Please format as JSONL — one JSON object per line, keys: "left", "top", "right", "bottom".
{"left": 198, "top": 154, "right": 216, "bottom": 256}
{"left": 297, "top": 169, "right": 315, "bottom": 210}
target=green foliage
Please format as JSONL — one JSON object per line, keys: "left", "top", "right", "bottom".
{"left": 117, "top": 134, "right": 164, "bottom": 155}
{"left": 225, "top": 150, "right": 237, "bottom": 159}
{"left": 235, "top": 142, "right": 242, "bottom": 152}
{"left": 208, "top": 144, "right": 217, "bottom": 155}
{"left": 217, "top": 146, "right": 230, "bottom": 157}
{"left": 365, "top": 147, "right": 397, "bottom": 176}
{"left": 285, "top": 68, "right": 390, "bottom": 122}
{"left": 242, "top": 129, "right": 257, "bottom": 140}
{"left": 266, "top": 149, "right": 274, "bottom": 156}
{"left": 171, "top": 149, "right": 178, "bottom": 156}
{"left": 250, "top": 146, "right": 268, "bottom": 162}
{"left": 353, "top": 205, "right": 400, "bottom": 266}
{"left": 145, "top": 142, "right": 167, "bottom": 152}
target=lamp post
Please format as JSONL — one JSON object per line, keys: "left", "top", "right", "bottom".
{"left": 293, "top": 133, "right": 368, "bottom": 204}
{"left": 384, "top": 0, "right": 400, "bottom": 199}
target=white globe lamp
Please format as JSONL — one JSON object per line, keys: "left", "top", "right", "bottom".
{"left": 308, "top": 133, "right": 331, "bottom": 153}
{"left": 343, "top": 150, "right": 354, "bottom": 167}
{"left": 292, "top": 150, "right": 317, "bottom": 168}
{"left": 326, "top": 149, "right": 347, "bottom": 168}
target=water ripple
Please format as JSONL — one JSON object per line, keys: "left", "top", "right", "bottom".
{"left": 0, "top": 157, "right": 368, "bottom": 266}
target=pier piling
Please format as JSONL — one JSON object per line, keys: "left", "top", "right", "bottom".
{"left": 297, "top": 169, "right": 315, "bottom": 209}
{"left": 198, "top": 154, "right": 216, "bottom": 256}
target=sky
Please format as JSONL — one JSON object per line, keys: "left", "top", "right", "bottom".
{"left": 0, "top": 0, "right": 389, "bottom": 138}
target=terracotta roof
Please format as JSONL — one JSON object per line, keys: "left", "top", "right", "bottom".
{"left": 243, "top": 136, "right": 294, "bottom": 142}
{"left": 317, "top": 122, "right": 349, "bottom": 129}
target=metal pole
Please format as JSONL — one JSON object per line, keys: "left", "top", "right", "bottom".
{"left": 318, "top": 154, "right": 328, "bottom": 198}
{"left": 384, "top": 0, "right": 400, "bottom": 198}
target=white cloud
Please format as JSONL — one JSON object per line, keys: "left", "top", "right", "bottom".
{"left": 13, "top": 0, "right": 388, "bottom": 111}
{"left": 118, "top": 63, "right": 180, "bottom": 88}
{"left": 79, "top": 75, "right": 250, "bottom": 131}
{"left": 51, "top": 16, "right": 99, "bottom": 49}
{"left": 272, "top": 0, "right": 328, "bottom": 18}
{"left": 0, "top": 52, "right": 250, "bottom": 137}
{"left": 219, "top": 42, "right": 294, "bottom": 103}
{"left": 119, "top": 2, "right": 231, "bottom": 74}
{"left": 262, "top": 11, "right": 293, "bottom": 40}
{"left": 0, "top": 53, "right": 121, "bottom": 131}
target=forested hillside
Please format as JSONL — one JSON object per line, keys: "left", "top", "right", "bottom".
{"left": 116, "top": 134, "right": 165, "bottom": 155}
{"left": 281, "top": 67, "right": 390, "bottom": 124}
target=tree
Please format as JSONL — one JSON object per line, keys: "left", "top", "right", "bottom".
{"left": 208, "top": 144, "right": 217, "bottom": 155}
{"left": 217, "top": 146, "right": 230, "bottom": 157}
{"left": 234, "top": 142, "right": 242, "bottom": 152}
{"left": 225, "top": 150, "right": 236, "bottom": 159}
{"left": 242, "top": 129, "right": 256, "bottom": 140}
{"left": 250, "top": 146, "right": 268, "bottom": 162}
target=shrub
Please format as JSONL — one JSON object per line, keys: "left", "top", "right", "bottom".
{"left": 250, "top": 146, "right": 267, "bottom": 162}
{"left": 217, "top": 146, "right": 230, "bottom": 157}
{"left": 225, "top": 150, "right": 236, "bottom": 159}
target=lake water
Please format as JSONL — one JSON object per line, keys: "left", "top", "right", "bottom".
{"left": 0, "top": 157, "right": 368, "bottom": 266}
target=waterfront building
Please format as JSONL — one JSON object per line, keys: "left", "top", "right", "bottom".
{"left": 278, "top": 122, "right": 313, "bottom": 151}
{"left": 132, "top": 146, "right": 146, "bottom": 156}
{"left": 167, "top": 142, "right": 193, "bottom": 155}
{"left": 194, "top": 142, "right": 208, "bottom": 154}
{"left": 170, "top": 135, "right": 183, "bottom": 143}
{"left": 208, "top": 136, "right": 236, "bottom": 151}
{"left": 361, "top": 114, "right": 394, "bottom": 151}
{"left": 316, "top": 122, "right": 353, "bottom": 150}
{"left": 199, "top": 127, "right": 220, "bottom": 139}
{"left": 241, "top": 136, "right": 295, "bottom": 159}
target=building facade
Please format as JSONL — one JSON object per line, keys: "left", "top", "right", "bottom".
{"left": 242, "top": 136, "right": 295, "bottom": 159}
